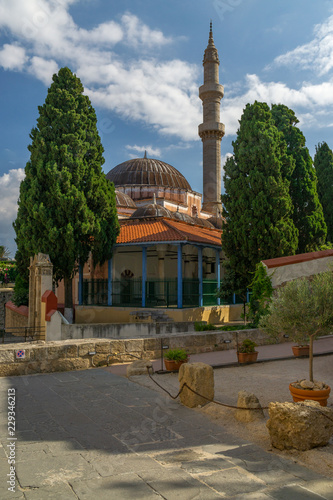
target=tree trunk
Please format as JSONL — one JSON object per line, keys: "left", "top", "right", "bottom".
{"left": 64, "top": 276, "right": 73, "bottom": 324}
{"left": 309, "top": 335, "right": 314, "bottom": 382}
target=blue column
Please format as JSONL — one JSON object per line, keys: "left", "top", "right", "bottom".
{"left": 198, "top": 246, "right": 203, "bottom": 307}
{"left": 78, "top": 262, "right": 83, "bottom": 305}
{"left": 216, "top": 249, "right": 221, "bottom": 306}
{"left": 142, "top": 246, "right": 147, "bottom": 307}
{"left": 177, "top": 244, "right": 183, "bottom": 308}
{"left": 233, "top": 293, "right": 236, "bottom": 304}
{"left": 107, "top": 257, "right": 112, "bottom": 306}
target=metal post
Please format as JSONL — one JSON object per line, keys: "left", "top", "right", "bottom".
{"left": 142, "top": 246, "right": 147, "bottom": 307}
{"left": 198, "top": 246, "right": 203, "bottom": 307}
{"left": 177, "top": 244, "right": 183, "bottom": 308}
{"left": 216, "top": 249, "right": 221, "bottom": 306}
{"left": 108, "top": 258, "right": 112, "bottom": 306}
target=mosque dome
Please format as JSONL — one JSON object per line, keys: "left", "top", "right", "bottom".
{"left": 130, "top": 202, "right": 174, "bottom": 219}
{"left": 106, "top": 155, "right": 192, "bottom": 191}
{"left": 194, "top": 218, "right": 215, "bottom": 228}
{"left": 115, "top": 190, "right": 136, "bottom": 208}
{"left": 172, "top": 211, "right": 197, "bottom": 224}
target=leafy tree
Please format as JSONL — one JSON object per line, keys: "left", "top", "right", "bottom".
{"left": 14, "top": 67, "right": 119, "bottom": 319}
{"left": 271, "top": 104, "right": 326, "bottom": 253}
{"left": 260, "top": 271, "right": 333, "bottom": 382}
{"left": 247, "top": 262, "right": 273, "bottom": 327}
{"left": 314, "top": 142, "right": 333, "bottom": 243}
{"left": 221, "top": 101, "right": 298, "bottom": 286}
{"left": 217, "top": 261, "right": 249, "bottom": 323}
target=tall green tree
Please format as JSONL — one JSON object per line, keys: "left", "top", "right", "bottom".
{"left": 222, "top": 101, "right": 298, "bottom": 286}
{"left": 271, "top": 104, "right": 326, "bottom": 253}
{"left": 14, "top": 67, "right": 119, "bottom": 319}
{"left": 314, "top": 142, "right": 333, "bottom": 243}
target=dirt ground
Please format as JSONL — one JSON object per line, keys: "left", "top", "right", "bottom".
{"left": 131, "top": 354, "right": 333, "bottom": 479}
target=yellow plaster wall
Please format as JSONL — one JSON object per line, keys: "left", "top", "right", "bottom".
{"left": 75, "top": 304, "right": 244, "bottom": 325}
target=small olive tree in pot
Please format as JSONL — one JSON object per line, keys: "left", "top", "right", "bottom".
{"left": 259, "top": 270, "right": 333, "bottom": 406}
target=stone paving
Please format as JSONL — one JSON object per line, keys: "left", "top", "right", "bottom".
{"left": 0, "top": 368, "right": 332, "bottom": 499}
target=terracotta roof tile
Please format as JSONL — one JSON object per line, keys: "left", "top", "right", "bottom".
{"left": 116, "top": 217, "right": 222, "bottom": 247}
{"left": 262, "top": 249, "right": 333, "bottom": 269}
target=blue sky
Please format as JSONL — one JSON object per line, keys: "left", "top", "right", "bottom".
{"left": 1, "top": 0, "right": 333, "bottom": 256}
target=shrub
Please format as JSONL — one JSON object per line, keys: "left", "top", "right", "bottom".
{"left": 194, "top": 322, "right": 217, "bottom": 331}
{"left": 237, "top": 339, "right": 257, "bottom": 353}
{"left": 164, "top": 349, "right": 188, "bottom": 361}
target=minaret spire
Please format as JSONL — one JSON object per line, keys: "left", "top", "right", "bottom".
{"left": 199, "top": 22, "right": 225, "bottom": 214}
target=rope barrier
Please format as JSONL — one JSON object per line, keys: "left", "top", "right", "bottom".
{"left": 146, "top": 366, "right": 333, "bottom": 421}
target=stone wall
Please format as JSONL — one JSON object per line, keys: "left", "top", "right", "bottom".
{"left": 0, "top": 328, "right": 285, "bottom": 377}
{"left": 5, "top": 301, "right": 28, "bottom": 330}
{"left": 0, "top": 289, "right": 15, "bottom": 329}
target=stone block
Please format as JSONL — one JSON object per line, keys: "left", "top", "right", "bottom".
{"left": 178, "top": 362, "right": 214, "bottom": 408}
{"left": 0, "top": 362, "right": 26, "bottom": 377}
{"left": 77, "top": 343, "right": 95, "bottom": 356}
{"left": 235, "top": 391, "right": 265, "bottom": 423}
{"left": 126, "top": 359, "right": 153, "bottom": 377}
{"left": 0, "top": 350, "right": 15, "bottom": 363}
{"left": 110, "top": 340, "right": 126, "bottom": 354}
{"left": 91, "top": 354, "right": 109, "bottom": 367}
{"left": 65, "top": 344, "right": 79, "bottom": 358}
{"left": 267, "top": 400, "right": 333, "bottom": 451}
{"left": 124, "top": 339, "right": 144, "bottom": 354}
{"left": 143, "top": 338, "right": 159, "bottom": 351}
{"left": 29, "top": 348, "right": 47, "bottom": 361}
{"left": 46, "top": 346, "right": 67, "bottom": 360}
{"left": 95, "top": 342, "right": 111, "bottom": 354}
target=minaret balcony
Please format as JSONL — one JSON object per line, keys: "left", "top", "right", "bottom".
{"left": 199, "top": 83, "right": 224, "bottom": 100}
{"left": 198, "top": 122, "right": 225, "bottom": 139}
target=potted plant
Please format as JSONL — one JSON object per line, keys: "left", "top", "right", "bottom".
{"left": 259, "top": 271, "right": 333, "bottom": 406}
{"left": 164, "top": 348, "right": 189, "bottom": 371}
{"left": 237, "top": 339, "right": 258, "bottom": 364}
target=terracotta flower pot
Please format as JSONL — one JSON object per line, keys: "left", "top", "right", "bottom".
{"left": 289, "top": 383, "right": 331, "bottom": 407}
{"left": 237, "top": 352, "right": 258, "bottom": 364}
{"left": 292, "top": 345, "right": 309, "bottom": 357}
{"left": 164, "top": 358, "right": 188, "bottom": 372}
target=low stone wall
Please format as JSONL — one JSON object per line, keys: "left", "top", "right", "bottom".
{"left": 5, "top": 301, "right": 29, "bottom": 330}
{"left": 0, "top": 328, "right": 285, "bottom": 377}
{"left": 61, "top": 321, "right": 197, "bottom": 340}
{"left": 0, "top": 289, "right": 14, "bottom": 329}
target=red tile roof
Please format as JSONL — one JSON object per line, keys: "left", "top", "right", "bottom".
{"left": 262, "top": 249, "right": 333, "bottom": 269}
{"left": 116, "top": 217, "right": 222, "bottom": 247}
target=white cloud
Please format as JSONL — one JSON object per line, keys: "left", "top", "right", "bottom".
{"left": 121, "top": 12, "right": 172, "bottom": 49}
{"left": 28, "top": 56, "right": 59, "bottom": 85}
{"left": 125, "top": 144, "right": 162, "bottom": 158}
{"left": 0, "top": 44, "right": 27, "bottom": 70}
{"left": 272, "top": 15, "right": 333, "bottom": 76}
{"left": 0, "top": 1, "right": 199, "bottom": 141}
{"left": 0, "top": 169, "right": 25, "bottom": 257}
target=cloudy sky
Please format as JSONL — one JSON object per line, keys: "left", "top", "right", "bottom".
{"left": 1, "top": 0, "right": 333, "bottom": 256}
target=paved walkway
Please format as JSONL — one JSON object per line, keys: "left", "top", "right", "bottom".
{"left": 109, "top": 335, "right": 333, "bottom": 376}
{"left": 0, "top": 342, "right": 332, "bottom": 499}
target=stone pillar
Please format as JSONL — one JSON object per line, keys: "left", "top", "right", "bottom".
{"left": 28, "top": 253, "right": 53, "bottom": 340}
{"left": 178, "top": 362, "right": 214, "bottom": 408}
{"left": 199, "top": 22, "right": 225, "bottom": 215}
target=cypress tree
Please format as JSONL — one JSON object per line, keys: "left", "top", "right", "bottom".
{"left": 314, "top": 142, "right": 333, "bottom": 243}
{"left": 271, "top": 104, "right": 326, "bottom": 253}
{"left": 221, "top": 101, "right": 298, "bottom": 286}
{"left": 14, "top": 67, "right": 119, "bottom": 318}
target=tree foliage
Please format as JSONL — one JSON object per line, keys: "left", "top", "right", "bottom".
{"left": 221, "top": 101, "right": 298, "bottom": 286}
{"left": 14, "top": 67, "right": 119, "bottom": 308}
{"left": 314, "top": 142, "right": 333, "bottom": 243}
{"left": 247, "top": 262, "right": 273, "bottom": 327}
{"left": 271, "top": 104, "right": 326, "bottom": 253}
{"left": 259, "top": 271, "right": 333, "bottom": 382}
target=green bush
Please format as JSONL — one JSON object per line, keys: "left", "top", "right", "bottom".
{"left": 194, "top": 322, "right": 217, "bottom": 331}
{"left": 0, "top": 262, "right": 17, "bottom": 285}
{"left": 13, "top": 274, "right": 29, "bottom": 307}
{"left": 164, "top": 349, "right": 188, "bottom": 361}
{"left": 238, "top": 339, "right": 257, "bottom": 353}
{"left": 219, "top": 324, "right": 254, "bottom": 331}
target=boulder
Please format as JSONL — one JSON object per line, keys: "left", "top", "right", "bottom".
{"left": 126, "top": 359, "right": 152, "bottom": 377}
{"left": 178, "top": 362, "right": 214, "bottom": 408}
{"left": 267, "top": 400, "right": 333, "bottom": 451}
{"left": 235, "top": 391, "right": 265, "bottom": 423}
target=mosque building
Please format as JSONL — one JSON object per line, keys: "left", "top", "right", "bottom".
{"left": 71, "top": 24, "right": 227, "bottom": 318}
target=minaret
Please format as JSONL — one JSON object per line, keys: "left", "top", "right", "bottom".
{"left": 199, "top": 22, "right": 225, "bottom": 214}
